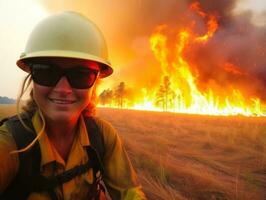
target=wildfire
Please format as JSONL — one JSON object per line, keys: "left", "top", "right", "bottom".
{"left": 147, "top": 2, "right": 263, "bottom": 116}
{"left": 191, "top": 2, "right": 218, "bottom": 42}
{"left": 99, "top": 1, "right": 265, "bottom": 116}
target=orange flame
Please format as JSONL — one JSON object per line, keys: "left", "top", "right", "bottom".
{"left": 190, "top": 2, "right": 206, "bottom": 18}
{"left": 99, "top": 1, "right": 265, "bottom": 116}
{"left": 191, "top": 2, "right": 218, "bottom": 42}
{"left": 146, "top": 3, "right": 263, "bottom": 116}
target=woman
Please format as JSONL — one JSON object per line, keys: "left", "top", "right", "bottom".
{"left": 0, "top": 11, "right": 146, "bottom": 200}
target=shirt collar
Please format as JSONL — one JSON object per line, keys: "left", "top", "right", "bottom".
{"left": 31, "top": 110, "right": 91, "bottom": 168}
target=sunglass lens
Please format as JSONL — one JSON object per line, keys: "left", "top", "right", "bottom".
{"left": 67, "top": 68, "right": 98, "bottom": 89}
{"left": 31, "top": 64, "right": 60, "bottom": 86}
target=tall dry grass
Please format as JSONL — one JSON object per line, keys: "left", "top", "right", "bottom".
{"left": 97, "top": 108, "right": 266, "bottom": 200}
{"left": 0, "top": 104, "right": 17, "bottom": 118}
{"left": 1, "top": 105, "right": 266, "bottom": 199}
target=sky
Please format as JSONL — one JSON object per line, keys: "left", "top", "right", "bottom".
{"left": 0, "top": 0, "right": 265, "bottom": 99}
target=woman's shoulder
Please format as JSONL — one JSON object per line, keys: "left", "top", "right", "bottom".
{"left": 91, "top": 117, "right": 120, "bottom": 144}
{"left": 0, "top": 122, "right": 19, "bottom": 193}
{"left": 0, "top": 113, "right": 33, "bottom": 143}
{"left": 0, "top": 122, "right": 17, "bottom": 150}
{"left": 92, "top": 117, "right": 117, "bottom": 135}
{"left": 0, "top": 122, "right": 13, "bottom": 139}
{"left": 0, "top": 120, "right": 19, "bottom": 161}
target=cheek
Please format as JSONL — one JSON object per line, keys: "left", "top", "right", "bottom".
{"left": 33, "top": 84, "right": 50, "bottom": 104}
{"left": 74, "top": 88, "right": 94, "bottom": 110}
{"left": 76, "top": 89, "right": 92, "bottom": 103}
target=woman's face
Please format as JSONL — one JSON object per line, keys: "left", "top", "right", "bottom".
{"left": 32, "top": 57, "right": 100, "bottom": 123}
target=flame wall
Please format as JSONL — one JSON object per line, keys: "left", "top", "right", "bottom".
{"left": 39, "top": 0, "right": 266, "bottom": 115}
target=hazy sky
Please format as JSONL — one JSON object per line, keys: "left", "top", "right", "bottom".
{"left": 0, "top": 0, "right": 265, "bottom": 99}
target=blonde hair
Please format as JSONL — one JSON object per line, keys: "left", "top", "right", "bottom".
{"left": 11, "top": 74, "right": 99, "bottom": 154}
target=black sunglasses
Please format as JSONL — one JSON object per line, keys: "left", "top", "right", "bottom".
{"left": 29, "top": 63, "right": 99, "bottom": 89}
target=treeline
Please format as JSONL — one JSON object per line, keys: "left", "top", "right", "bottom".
{"left": 99, "top": 76, "right": 177, "bottom": 111}
{"left": 0, "top": 96, "right": 16, "bottom": 104}
{"left": 99, "top": 82, "right": 131, "bottom": 108}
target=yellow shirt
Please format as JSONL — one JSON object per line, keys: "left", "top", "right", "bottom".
{"left": 0, "top": 111, "right": 146, "bottom": 200}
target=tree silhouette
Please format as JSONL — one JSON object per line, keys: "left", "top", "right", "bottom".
{"left": 99, "top": 89, "right": 113, "bottom": 106}
{"left": 156, "top": 76, "right": 176, "bottom": 111}
{"left": 115, "top": 82, "right": 126, "bottom": 108}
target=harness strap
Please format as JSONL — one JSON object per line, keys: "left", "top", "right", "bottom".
{"left": 31, "top": 147, "right": 96, "bottom": 192}
{"left": 2, "top": 113, "right": 41, "bottom": 199}
{"left": 85, "top": 117, "right": 105, "bottom": 174}
{"left": 0, "top": 117, "right": 8, "bottom": 126}
{"left": 0, "top": 114, "right": 106, "bottom": 200}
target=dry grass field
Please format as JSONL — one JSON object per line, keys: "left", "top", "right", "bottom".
{"left": 1, "top": 104, "right": 266, "bottom": 200}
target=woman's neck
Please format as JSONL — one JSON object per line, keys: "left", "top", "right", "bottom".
{"left": 45, "top": 117, "right": 79, "bottom": 162}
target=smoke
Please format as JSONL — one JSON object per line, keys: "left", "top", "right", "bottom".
{"left": 184, "top": 0, "right": 266, "bottom": 99}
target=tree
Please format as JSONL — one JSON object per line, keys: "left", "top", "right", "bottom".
{"left": 0, "top": 96, "right": 16, "bottom": 104}
{"left": 99, "top": 89, "right": 113, "bottom": 106}
{"left": 114, "top": 82, "right": 126, "bottom": 108}
{"left": 156, "top": 76, "right": 176, "bottom": 111}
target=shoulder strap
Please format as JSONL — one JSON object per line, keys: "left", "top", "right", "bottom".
{"left": 0, "top": 115, "right": 105, "bottom": 199}
{"left": 5, "top": 114, "right": 37, "bottom": 152}
{"left": 1, "top": 114, "right": 41, "bottom": 200}
{"left": 0, "top": 117, "right": 8, "bottom": 126}
{"left": 84, "top": 117, "right": 105, "bottom": 174}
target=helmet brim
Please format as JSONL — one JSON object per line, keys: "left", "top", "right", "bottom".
{"left": 16, "top": 50, "right": 113, "bottom": 78}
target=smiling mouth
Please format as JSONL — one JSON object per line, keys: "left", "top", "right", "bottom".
{"left": 48, "top": 98, "right": 76, "bottom": 104}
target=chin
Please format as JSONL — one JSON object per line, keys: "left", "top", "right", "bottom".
{"left": 44, "top": 110, "right": 79, "bottom": 123}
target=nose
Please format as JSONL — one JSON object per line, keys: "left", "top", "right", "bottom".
{"left": 53, "top": 76, "right": 73, "bottom": 94}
